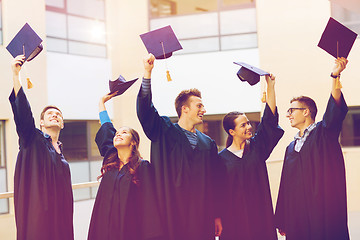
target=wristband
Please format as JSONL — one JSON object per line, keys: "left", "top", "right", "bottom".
{"left": 331, "top": 73, "right": 340, "bottom": 78}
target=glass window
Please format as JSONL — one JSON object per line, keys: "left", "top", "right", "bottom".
{"left": 149, "top": 0, "right": 257, "bottom": 54}
{"left": 46, "top": 0, "right": 65, "bottom": 9}
{"left": 150, "top": 0, "right": 217, "bottom": 18}
{"left": 46, "top": 0, "right": 107, "bottom": 58}
{"left": 46, "top": 11, "right": 67, "bottom": 38}
{"left": 0, "top": 120, "right": 8, "bottom": 214}
{"left": 331, "top": 3, "right": 360, "bottom": 36}
{"left": 0, "top": 121, "right": 5, "bottom": 168}
{"left": 67, "top": 16, "right": 106, "bottom": 44}
{"left": 67, "top": 0, "right": 105, "bottom": 20}
{"left": 341, "top": 107, "right": 360, "bottom": 147}
{"left": 60, "top": 121, "right": 88, "bottom": 161}
{"left": 59, "top": 120, "right": 102, "bottom": 201}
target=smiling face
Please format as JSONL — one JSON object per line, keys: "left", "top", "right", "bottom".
{"left": 229, "top": 115, "right": 253, "bottom": 141}
{"left": 286, "top": 101, "right": 307, "bottom": 129}
{"left": 183, "top": 96, "right": 206, "bottom": 126}
{"left": 40, "top": 108, "right": 64, "bottom": 131}
{"left": 113, "top": 127, "right": 134, "bottom": 149}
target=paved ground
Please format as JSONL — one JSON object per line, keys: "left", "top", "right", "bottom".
{"left": 74, "top": 199, "right": 360, "bottom": 240}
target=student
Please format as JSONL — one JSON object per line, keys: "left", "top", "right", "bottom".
{"left": 136, "top": 53, "right": 223, "bottom": 240}
{"left": 219, "top": 73, "right": 284, "bottom": 240}
{"left": 88, "top": 91, "right": 163, "bottom": 240}
{"left": 10, "top": 55, "right": 74, "bottom": 240}
{"left": 275, "top": 57, "right": 350, "bottom": 240}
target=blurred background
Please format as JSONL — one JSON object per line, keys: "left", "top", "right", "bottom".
{"left": 0, "top": 0, "right": 359, "bottom": 239}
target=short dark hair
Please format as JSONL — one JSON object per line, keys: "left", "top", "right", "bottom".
{"left": 174, "top": 88, "right": 202, "bottom": 118}
{"left": 40, "top": 105, "right": 63, "bottom": 121}
{"left": 290, "top": 96, "right": 317, "bottom": 121}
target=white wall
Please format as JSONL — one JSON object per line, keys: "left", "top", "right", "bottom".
{"left": 150, "top": 49, "right": 262, "bottom": 117}
{"left": 47, "top": 52, "right": 113, "bottom": 120}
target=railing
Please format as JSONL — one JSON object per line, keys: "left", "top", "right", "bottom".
{"left": 0, "top": 181, "right": 100, "bottom": 199}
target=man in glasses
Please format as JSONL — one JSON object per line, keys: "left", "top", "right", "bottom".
{"left": 275, "top": 57, "right": 350, "bottom": 240}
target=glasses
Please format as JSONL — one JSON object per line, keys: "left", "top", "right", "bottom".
{"left": 287, "top": 108, "right": 306, "bottom": 115}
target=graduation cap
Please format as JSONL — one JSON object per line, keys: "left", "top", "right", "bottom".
{"left": 234, "top": 62, "right": 270, "bottom": 86}
{"left": 140, "top": 25, "right": 183, "bottom": 59}
{"left": 318, "top": 17, "right": 358, "bottom": 59}
{"left": 109, "top": 75, "right": 138, "bottom": 97}
{"left": 234, "top": 62, "right": 270, "bottom": 103}
{"left": 140, "top": 25, "right": 183, "bottom": 81}
{"left": 6, "top": 23, "right": 43, "bottom": 62}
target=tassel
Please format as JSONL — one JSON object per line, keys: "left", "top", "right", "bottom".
{"left": 166, "top": 70, "right": 172, "bottom": 82}
{"left": 335, "top": 77, "right": 342, "bottom": 89}
{"left": 27, "top": 77, "right": 33, "bottom": 89}
{"left": 261, "top": 91, "right": 266, "bottom": 103}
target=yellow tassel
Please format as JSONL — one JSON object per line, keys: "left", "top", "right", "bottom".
{"left": 335, "top": 77, "right": 342, "bottom": 89}
{"left": 27, "top": 78, "right": 33, "bottom": 89}
{"left": 166, "top": 70, "right": 172, "bottom": 82}
{"left": 261, "top": 91, "right": 266, "bottom": 103}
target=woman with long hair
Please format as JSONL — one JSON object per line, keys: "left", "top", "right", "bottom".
{"left": 219, "top": 74, "right": 284, "bottom": 240}
{"left": 88, "top": 92, "right": 163, "bottom": 240}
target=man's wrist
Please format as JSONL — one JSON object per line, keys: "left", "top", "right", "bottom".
{"left": 331, "top": 72, "right": 340, "bottom": 78}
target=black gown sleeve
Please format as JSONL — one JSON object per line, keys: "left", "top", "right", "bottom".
{"left": 95, "top": 122, "right": 116, "bottom": 157}
{"left": 251, "top": 103, "right": 284, "bottom": 160}
{"left": 137, "top": 85, "right": 172, "bottom": 141}
{"left": 9, "top": 87, "right": 37, "bottom": 148}
{"left": 321, "top": 93, "right": 348, "bottom": 137}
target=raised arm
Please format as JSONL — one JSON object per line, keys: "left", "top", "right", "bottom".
{"left": 12, "top": 55, "right": 25, "bottom": 96}
{"left": 95, "top": 93, "right": 117, "bottom": 156}
{"left": 137, "top": 54, "right": 170, "bottom": 141}
{"left": 331, "top": 57, "right": 348, "bottom": 105}
{"left": 9, "top": 55, "right": 37, "bottom": 146}
{"left": 265, "top": 73, "right": 276, "bottom": 115}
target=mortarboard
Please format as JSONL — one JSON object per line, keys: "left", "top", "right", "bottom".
{"left": 234, "top": 62, "right": 270, "bottom": 86}
{"left": 140, "top": 25, "right": 183, "bottom": 60}
{"left": 140, "top": 26, "right": 183, "bottom": 82}
{"left": 318, "top": 17, "right": 358, "bottom": 59}
{"left": 109, "top": 75, "right": 138, "bottom": 97}
{"left": 6, "top": 23, "right": 43, "bottom": 62}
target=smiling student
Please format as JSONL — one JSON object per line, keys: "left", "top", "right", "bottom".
{"left": 10, "top": 55, "right": 74, "bottom": 240}
{"left": 219, "top": 73, "right": 284, "bottom": 240}
{"left": 275, "top": 57, "right": 350, "bottom": 240}
{"left": 137, "top": 53, "right": 223, "bottom": 240}
{"left": 88, "top": 88, "right": 163, "bottom": 240}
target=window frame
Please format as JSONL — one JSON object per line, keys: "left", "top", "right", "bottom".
{"left": 0, "top": 120, "right": 9, "bottom": 215}
{"left": 341, "top": 106, "right": 360, "bottom": 148}
{"left": 45, "top": 0, "right": 107, "bottom": 57}
{"left": 331, "top": 3, "right": 360, "bottom": 38}
{"left": 148, "top": 0, "right": 258, "bottom": 54}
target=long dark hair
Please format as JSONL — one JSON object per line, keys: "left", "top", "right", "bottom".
{"left": 222, "top": 111, "right": 250, "bottom": 152}
{"left": 98, "top": 127, "right": 142, "bottom": 185}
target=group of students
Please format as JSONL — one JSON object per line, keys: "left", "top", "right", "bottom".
{"left": 9, "top": 53, "right": 350, "bottom": 240}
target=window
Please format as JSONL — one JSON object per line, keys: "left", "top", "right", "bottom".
{"left": 331, "top": 3, "right": 360, "bottom": 36}
{"left": 0, "top": 121, "right": 9, "bottom": 214}
{"left": 149, "top": 0, "right": 257, "bottom": 54}
{"left": 59, "top": 120, "right": 102, "bottom": 201}
{"left": 341, "top": 107, "right": 360, "bottom": 147}
{"left": 0, "top": 0, "right": 3, "bottom": 45}
{"left": 45, "top": 0, "right": 107, "bottom": 57}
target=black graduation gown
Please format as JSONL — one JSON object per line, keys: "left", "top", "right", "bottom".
{"left": 9, "top": 87, "right": 74, "bottom": 240}
{"left": 137, "top": 88, "right": 222, "bottom": 240}
{"left": 275, "top": 94, "right": 349, "bottom": 240}
{"left": 88, "top": 122, "right": 163, "bottom": 240}
{"left": 218, "top": 104, "right": 284, "bottom": 240}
